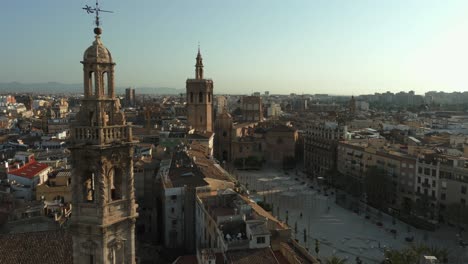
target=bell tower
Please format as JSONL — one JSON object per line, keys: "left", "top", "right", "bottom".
{"left": 69, "top": 3, "right": 137, "bottom": 263}
{"left": 186, "top": 47, "right": 213, "bottom": 132}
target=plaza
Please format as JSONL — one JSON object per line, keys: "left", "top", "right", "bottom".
{"left": 235, "top": 168, "right": 468, "bottom": 263}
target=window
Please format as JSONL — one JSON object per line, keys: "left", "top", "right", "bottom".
{"left": 199, "top": 92, "right": 203, "bottom": 103}
{"left": 172, "top": 219, "right": 177, "bottom": 227}
{"left": 441, "top": 193, "right": 446, "bottom": 200}
{"left": 418, "top": 167, "right": 422, "bottom": 174}
{"left": 424, "top": 168, "right": 430, "bottom": 175}
{"left": 462, "top": 186, "right": 467, "bottom": 194}
{"left": 462, "top": 198, "right": 466, "bottom": 205}
{"left": 171, "top": 207, "right": 175, "bottom": 213}
{"left": 256, "top": 236, "right": 266, "bottom": 244}
{"left": 402, "top": 163, "right": 407, "bottom": 168}
{"left": 432, "top": 169, "right": 436, "bottom": 176}
{"left": 441, "top": 181, "right": 447, "bottom": 189}
{"left": 431, "top": 190, "right": 435, "bottom": 198}
{"left": 171, "top": 195, "right": 177, "bottom": 200}
{"left": 432, "top": 180, "right": 436, "bottom": 187}
{"left": 417, "top": 177, "right": 421, "bottom": 183}
{"left": 222, "top": 131, "right": 227, "bottom": 137}
{"left": 190, "top": 92, "right": 193, "bottom": 103}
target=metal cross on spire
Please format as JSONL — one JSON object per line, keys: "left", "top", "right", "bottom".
{"left": 83, "top": 0, "right": 113, "bottom": 29}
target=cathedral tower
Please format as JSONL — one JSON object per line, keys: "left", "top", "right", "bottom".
{"left": 186, "top": 48, "right": 213, "bottom": 132}
{"left": 69, "top": 24, "right": 138, "bottom": 263}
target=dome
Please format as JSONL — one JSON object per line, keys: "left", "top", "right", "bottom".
{"left": 83, "top": 36, "right": 112, "bottom": 63}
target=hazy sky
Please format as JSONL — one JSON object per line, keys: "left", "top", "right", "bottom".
{"left": 1, "top": 0, "right": 468, "bottom": 95}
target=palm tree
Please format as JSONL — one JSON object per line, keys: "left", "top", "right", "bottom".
{"left": 325, "top": 256, "right": 347, "bottom": 264}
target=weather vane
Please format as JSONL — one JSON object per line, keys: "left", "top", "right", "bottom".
{"left": 83, "top": 0, "right": 113, "bottom": 33}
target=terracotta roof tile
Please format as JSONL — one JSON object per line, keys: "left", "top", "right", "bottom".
{"left": 0, "top": 230, "right": 72, "bottom": 264}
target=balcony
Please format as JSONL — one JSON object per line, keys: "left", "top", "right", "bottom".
{"left": 72, "top": 125, "right": 132, "bottom": 145}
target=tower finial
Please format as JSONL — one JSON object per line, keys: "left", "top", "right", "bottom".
{"left": 82, "top": 0, "right": 113, "bottom": 35}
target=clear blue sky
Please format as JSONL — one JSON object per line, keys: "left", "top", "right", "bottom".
{"left": 1, "top": 0, "right": 468, "bottom": 95}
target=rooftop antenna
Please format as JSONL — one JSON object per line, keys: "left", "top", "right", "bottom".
{"left": 83, "top": 0, "right": 113, "bottom": 34}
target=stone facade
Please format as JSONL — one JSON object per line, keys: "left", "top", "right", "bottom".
{"left": 186, "top": 49, "right": 213, "bottom": 133}
{"left": 68, "top": 28, "right": 138, "bottom": 264}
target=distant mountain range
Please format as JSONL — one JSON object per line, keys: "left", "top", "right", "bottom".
{"left": 0, "top": 82, "right": 184, "bottom": 95}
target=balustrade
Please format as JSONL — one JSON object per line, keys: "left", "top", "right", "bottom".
{"left": 73, "top": 125, "right": 131, "bottom": 145}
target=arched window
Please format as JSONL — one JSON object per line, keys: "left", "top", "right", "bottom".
{"left": 199, "top": 92, "right": 203, "bottom": 103}
{"left": 208, "top": 93, "right": 211, "bottom": 103}
{"left": 102, "top": 72, "right": 108, "bottom": 96}
{"left": 109, "top": 167, "right": 123, "bottom": 201}
{"left": 83, "top": 171, "right": 95, "bottom": 202}
{"left": 190, "top": 92, "right": 194, "bottom": 103}
{"left": 89, "top": 71, "right": 95, "bottom": 96}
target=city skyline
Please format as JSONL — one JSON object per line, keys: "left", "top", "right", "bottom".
{"left": 2, "top": 0, "right": 468, "bottom": 95}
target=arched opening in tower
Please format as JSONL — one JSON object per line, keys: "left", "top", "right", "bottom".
{"left": 102, "top": 71, "right": 108, "bottom": 96}
{"left": 109, "top": 167, "right": 123, "bottom": 201}
{"left": 83, "top": 171, "right": 95, "bottom": 202}
{"left": 89, "top": 71, "right": 96, "bottom": 96}
{"left": 199, "top": 92, "right": 203, "bottom": 103}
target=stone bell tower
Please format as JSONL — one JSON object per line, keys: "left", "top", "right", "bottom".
{"left": 186, "top": 47, "right": 214, "bottom": 132}
{"left": 69, "top": 24, "right": 138, "bottom": 263}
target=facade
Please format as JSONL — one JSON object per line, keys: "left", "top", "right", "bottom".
{"left": 186, "top": 49, "right": 214, "bottom": 132}
{"left": 337, "top": 138, "right": 417, "bottom": 211}
{"left": 214, "top": 110, "right": 233, "bottom": 162}
{"left": 125, "top": 87, "right": 136, "bottom": 108}
{"left": 36, "top": 170, "right": 72, "bottom": 203}
{"left": 241, "top": 96, "right": 263, "bottom": 122}
{"left": 68, "top": 26, "right": 138, "bottom": 264}
{"left": 7, "top": 154, "right": 51, "bottom": 201}
{"left": 304, "top": 121, "right": 347, "bottom": 182}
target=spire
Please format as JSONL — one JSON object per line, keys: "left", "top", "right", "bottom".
{"left": 195, "top": 45, "right": 204, "bottom": 80}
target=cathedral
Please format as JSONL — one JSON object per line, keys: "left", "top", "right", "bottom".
{"left": 68, "top": 25, "right": 138, "bottom": 263}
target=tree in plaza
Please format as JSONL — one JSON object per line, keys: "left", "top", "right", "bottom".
{"left": 401, "top": 197, "right": 413, "bottom": 216}
{"left": 364, "top": 166, "right": 392, "bottom": 211}
{"left": 233, "top": 158, "right": 244, "bottom": 169}
{"left": 245, "top": 155, "right": 262, "bottom": 169}
{"left": 414, "top": 195, "right": 431, "bottom": 218}
{"left": 282, "top": 155, "right": 296, "bottom": 169}
{"left": 325, "top": 256, "right": 347, "bottom": 264}
{"left": 445, "top": 203, "right": 468, "bottom": 228}
{"left": 384, "top": 244, "right": 449, "bottom": 264}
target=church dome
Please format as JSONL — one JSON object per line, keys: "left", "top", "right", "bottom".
{"left": 83, "top": 35, "right": 113, "bottom": 63}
